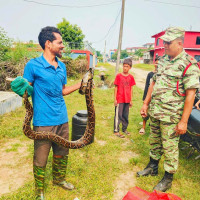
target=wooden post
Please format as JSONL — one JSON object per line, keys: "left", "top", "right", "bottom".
{"left": 116, "top": 0, "right": 125, "bottom": 75}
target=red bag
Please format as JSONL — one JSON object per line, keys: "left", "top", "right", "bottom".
{"left": 122, "top": 187, "right": 182, "bottom": 200}
{"left": 122, "top": 187, "right": 150, "bottom": 200}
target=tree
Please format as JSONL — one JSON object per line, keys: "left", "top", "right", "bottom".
{"left": 0, "top": 27, "right": 12, "bottom": 61}
{"left": 120, "top": 50, "right": 128, "bottom": 59}
{"left": 111, "top": 51, "right": 117, "bottom": 60}
{"left": 96, "top": 51, "right": 102, "bottom": 57}
{"left": 111, "top": 50, "right": 128, "bottom": 60}
{"left": 57, "top": 18, "right": 85, "bottom": 49}
{"left": 134, "top": 49, "right": 143, "bottom": 60}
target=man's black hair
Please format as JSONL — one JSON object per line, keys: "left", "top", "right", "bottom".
{"left": 38, "top": 26, "right": 62, "bottom": 50}
{"left": 123, "top": 58, "right": 132, "bottom": 67}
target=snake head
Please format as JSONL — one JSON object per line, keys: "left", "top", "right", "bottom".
{"left": 79, "top": 68, "right": 94, "bottom": 95}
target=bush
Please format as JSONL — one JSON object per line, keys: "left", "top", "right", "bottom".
{"left": 6, "top": 42, "right": 39, "bottom": 64}
{"left": 61, "top": 56, "right": 88, "bottom": 78}
{"left": 0, "top": 59, "right": 27, "bottom": 91}
{"left": 0, "top": 27, "right": 12, "bottom": 61}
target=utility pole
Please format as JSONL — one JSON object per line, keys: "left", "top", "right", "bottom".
{"left": 116, "top": 0, "right": 125, "bottom": 75}
{"left": 103, "top": 40, "right": 106, "bottom": 63}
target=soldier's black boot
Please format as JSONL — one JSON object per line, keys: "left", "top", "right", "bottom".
{"left": 153, "top": 171, "right": 173, "bottom": 192}
{"left": 136, "top": 157, "right": 159, "bottom": 177}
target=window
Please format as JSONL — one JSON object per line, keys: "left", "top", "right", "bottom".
{"left": 196, "top": 37, "right": 200, "bottom": 45}
{"left": 194, "top": 55, "right": 200, "bottom": 62}
{"left": 156, "top": 39, "right": 160, "bottom": 46}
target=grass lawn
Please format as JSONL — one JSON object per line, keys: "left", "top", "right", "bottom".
{"left": 0, "top": 63, "right": 200, "bottom": 199}
{"left": 133, "top": 63, "right": 154, "bottom": 71}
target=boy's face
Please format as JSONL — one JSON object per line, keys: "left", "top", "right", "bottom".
{"left": 123, "top": 64, "right": 131, "bottom": 74}
{"left": 154, "top": 60, "right": 158, "bottom": 69}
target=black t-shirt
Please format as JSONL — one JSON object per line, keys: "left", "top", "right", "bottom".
{"left": 143, "top": 71, "right": 154, "bottom": 101}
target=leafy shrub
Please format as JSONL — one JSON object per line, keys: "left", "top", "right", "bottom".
{"left": 6, "top": 42, "right": 39, "bottom": 64}
{"left": 61, "top": 56, "right": 88, "bottom": 78}
{"left": 0, "top": 59, "right": 27, "bottom": 91}
{"left": 0, "top": 27, "right": 12, "bottom": 61}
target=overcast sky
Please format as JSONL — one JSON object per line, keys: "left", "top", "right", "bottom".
{"left": 0, "top": 0, "right": 200, "bottom": 53}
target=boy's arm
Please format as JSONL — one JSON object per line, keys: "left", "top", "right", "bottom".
{"left": 130, "top": 86, "right": 133, "bottom": 107}
{"left": 114, "top": 86, "right": 118, "bottom": 106}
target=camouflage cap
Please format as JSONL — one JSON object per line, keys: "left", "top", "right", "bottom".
{"left": 159, "top": 27, "right": 185, "bottom": 42}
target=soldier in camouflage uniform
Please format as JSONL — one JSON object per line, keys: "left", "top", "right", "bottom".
{"left": 137, "top": 27, "right": 200, "bottom": 192}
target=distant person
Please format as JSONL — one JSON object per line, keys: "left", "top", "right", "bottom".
{"left": 114, "top": 58, "right": 136, "bottom": 138}
{"left": 137, "top": 27, "right": 200, "bottom": 192}
{"left": 139, "top": 56, "right": 160, "bottom": 135}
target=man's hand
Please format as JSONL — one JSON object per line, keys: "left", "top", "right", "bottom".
{"left": 175, "top": 121, "right": 187, "bottom": 135}
{"left": 195, "top": 100, "right": 200, "bottom": 110}
{"left": 11, "top": 76, "right": 33, "bottom": 97}
{"left": 140, "top": 103, "right": 148, "bottom": 118}
{"left": 129, "top": 101, "right": 133, "bottom": 108}
{"left": 114, "top": 100, "right": 118, "bottom": 106}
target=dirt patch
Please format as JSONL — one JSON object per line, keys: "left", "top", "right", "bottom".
{"left": 119, "top": 151, "right": 139, "bottom": 164}
{"left": 96, "top": 139, "right": 107, "bottom": 146}
{"left": 113, "top": 169, "right": 139, "bottom": 200}
{"left": 0, "top": 139, "right": 32, "bottom": 197}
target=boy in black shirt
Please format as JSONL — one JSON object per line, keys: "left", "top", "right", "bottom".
{"left": 139, "top": 56, "right": 160, "bottom": 135}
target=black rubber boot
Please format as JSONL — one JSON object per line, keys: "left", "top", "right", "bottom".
{"left": 153, "top": 171, "right": 173, "bottom": 192}
{"left": 136, "top": 157, "right": 159, "bottom": 177}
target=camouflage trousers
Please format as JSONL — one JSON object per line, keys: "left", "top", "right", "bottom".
{"left": 149, "top": 116, "right": 180, "bottom": 174}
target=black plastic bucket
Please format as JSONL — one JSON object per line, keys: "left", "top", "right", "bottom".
{"left": 72, "top": 110, "right": 94, "bottom": 143}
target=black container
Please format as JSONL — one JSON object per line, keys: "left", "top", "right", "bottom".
{"left": 72, "top": 110, "right": 94, "bottom": 143}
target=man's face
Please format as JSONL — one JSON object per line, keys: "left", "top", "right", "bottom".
{"left": 154, "top": 60, "right": 158, "bottom": 69}
{"left": 123, "top": 64, "right": 131, "bottom": 74}
{"left": 49, "top": 32, "right": 64, "bottom": 58}
{"left": 163, "top": 39, "right": 182, "bottom": 58}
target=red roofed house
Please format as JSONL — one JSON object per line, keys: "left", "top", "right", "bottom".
{"left": 152, "top": 31, "right": 200, "bottom": 62}
{"left": 126, "top": 47, "right": 147, "bottom": 53}
{"left": 143, "top": 43, "right": 154, "bottom": 49}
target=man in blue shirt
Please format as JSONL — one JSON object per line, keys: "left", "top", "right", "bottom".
{"left": 17, "top": 26, "right": 81, "bottom": 199}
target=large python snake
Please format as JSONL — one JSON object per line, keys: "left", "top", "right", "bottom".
{"left": 23, "top": 69, "right": 95, "bottom": 149}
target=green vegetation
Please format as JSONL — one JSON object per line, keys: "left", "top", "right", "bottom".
{"left": 0, "top": 27, "right": 12, "bottom": 61}
{"left": 133, "top": 63, "right": 155, "bottom": 71}
{"left": 111, "top": 50, "right": 129, "bottom": 60}
{"left": 57, "top": 18, "right": 85, "bottom": 49}
{"left": 0, "top": 63, "right": 200, "bottom": 200}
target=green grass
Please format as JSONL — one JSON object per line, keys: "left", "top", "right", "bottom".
{"left": 0, "top": 63, "right": 200, "bottom": 199}
{"left": 133, "top": 63, "right": 155, "bottom": 71}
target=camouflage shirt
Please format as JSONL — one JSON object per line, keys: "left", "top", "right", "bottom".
{"left": 148, "top": 50, "right": 200, "bottom": 123}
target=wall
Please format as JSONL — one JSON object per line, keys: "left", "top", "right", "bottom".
{"left": 184, "top": 32, "right": 200, "bottom": 48}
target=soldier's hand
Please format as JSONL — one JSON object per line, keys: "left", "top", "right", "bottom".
{"left": 175, "top": 121, "right": 187, "bottom": 135}
{"left": 140, "top": 103, "right": 148, "bottom": 118}
{"left": 195, "top": 100, "right": 200, "bottom": 110}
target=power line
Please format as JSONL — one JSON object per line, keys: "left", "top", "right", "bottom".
{"left": 144, "top": 0, "right": 200, "bottom": 9}
{"left": 23, "top": 0, "right": 121, "bottom": 8}
{"left": 91, "top": 8, "right": 121, "bottom": 43}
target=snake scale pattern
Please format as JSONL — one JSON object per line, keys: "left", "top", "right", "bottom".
{"left": 23, "top": 69, "right": 95, "bottom": 149}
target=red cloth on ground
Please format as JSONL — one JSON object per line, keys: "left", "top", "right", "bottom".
{"left": 122, "top": 187, "right": 182, "bottom": 200}
{"left": 114, "top": 73, "right": 136, "bottom": 103}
